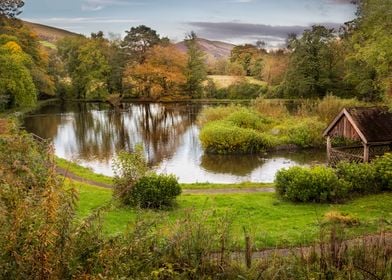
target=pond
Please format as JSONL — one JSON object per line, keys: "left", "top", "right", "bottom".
{"left": 23, "top": 102, "right": 326, "bottom": 183}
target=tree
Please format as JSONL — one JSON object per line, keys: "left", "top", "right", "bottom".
{"left": 0, "top": 19, "right": 56, "bottom": 98}
{"left": 58, "top": 34, "right": 125, "bottom": 99}
{"left": 343, "top": 0, "right": 392, "bottom": 100}
{"left": 281, "top": 25, "right": 345, "bottom": 98}
{"left": 0, "top": 0, "right": 24, "bottom": 18}
{"left": 0, "top": 39, "right": 37, "bottom": 108}
{"left": 123, "top": 44, "right": 187, "bottom": 99}
{"left": 122, "top": 25, "right": 161, "bottom": 63}
{"left": 261, "top": 49, "right": 289, "bottom": 86}
{"left": 74, "top": 40, "right": 111, "bottom": 99}
{"left": 183, "top": 32, "right": 207, "bottom": 98}
{"left": 230, "top": 44, "right": 264, "bottom": 77}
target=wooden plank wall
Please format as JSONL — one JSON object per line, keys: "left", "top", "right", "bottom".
{"left": 329, "top": 116, "right": 361, "bottom": 141}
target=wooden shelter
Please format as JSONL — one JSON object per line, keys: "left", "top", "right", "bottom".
{"left": 323, "top": 107, "right": 392, "bottom": 165}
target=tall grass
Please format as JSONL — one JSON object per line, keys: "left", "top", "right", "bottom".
{"left": 297, "top": 95, "right": 364, "bottom": 123}
{"left": 252, "top": 97, "right": 288, "bottom": 118}
{"left": 197, "top": 105, "right": 241, "bottom": 126}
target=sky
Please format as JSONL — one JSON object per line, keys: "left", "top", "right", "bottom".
{"left": 21, "top": 0, "right": 357, "bottom": 47}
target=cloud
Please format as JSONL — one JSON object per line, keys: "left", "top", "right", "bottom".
{"left": 187, "top": 21, "right": 343, "bottom": 46}
{"left": 188, "top": 22, "right": 340, "bottom": 41}
{"left": 229, "top": 0, "right": 254, "bottom": 3}
{"left": 327, "top": 0, "right": 359, "bottom": 5}
{"left": 81, "top": 0, "right": 146, "bottom": 11}
{"left": 24, "top": 17, "right": 139, "bottom": 24}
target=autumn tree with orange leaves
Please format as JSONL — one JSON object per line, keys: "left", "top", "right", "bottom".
{"left": 124, "top": 44, "right": 187, "bottom": 99}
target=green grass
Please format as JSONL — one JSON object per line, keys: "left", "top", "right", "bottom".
{"left": 56, "top": 157, "right": 113, "bottom": 186}
{"left": 182, "top": 182, "right": 273, "bottom": 189}
{"left": 72, "top": 179, "right": 392, "bottom": 249}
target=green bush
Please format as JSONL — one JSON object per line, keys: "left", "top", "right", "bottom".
{"left": 373, "top": 153, "right": 392, "bottom": 190}
{"left": 335, "top": 161, "right": 380, "bottom": 194}
{"left": 225, "top": 108, "right": 271, "bottom": 130}
{"left": 271, "top": 117, "right": 325, "bottom": 148}
{"left": 276, "top": 166, "right": 348, "bottom": 203}
{"left": 286, "top": 118, "right": 325, "bottom": 148}
{"left": 131, "top": 174, "right": 181, "bottom": 208}
{"left": 199, "top": 121, "right": 272, "bottom": 154}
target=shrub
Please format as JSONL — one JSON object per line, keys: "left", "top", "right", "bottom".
{"left": 275, "top": 166, "right": 348, "bottom": 203}
{"left": 285, "top": 118, "right": 325, "bottom": 147}
{"left": 373, "top": 153, "right": 392, "bottom": 190}
{"left": 197, "top": 105, "right": 240, "bottom": 126}
{"left": 199, "top": 121, "right": 272, "bottom": 154}
{"left": 225, "top": 108, "right": 271, "bottom": 130}
{"left": 131, "top": 174, "right": 181, "bottom": 209}
{"left": 272, "top": 117, "right": 325, "bottom": 148}
{"left": 112, "top": 145, "right": 149, "bottom": 205}
{"left": 335, "top": 161, "right": 380, "bottom": 194}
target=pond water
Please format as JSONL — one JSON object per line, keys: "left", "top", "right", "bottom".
{"left": 23, "top": 102, "right": 326, "bottom": 183}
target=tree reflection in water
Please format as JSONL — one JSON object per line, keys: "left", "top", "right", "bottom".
{"left": 24, "top": 102, "right": 202, "bottom": 167}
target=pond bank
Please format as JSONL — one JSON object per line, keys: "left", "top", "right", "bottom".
{"left": 56, "top": 157, "right": 275, "bottom": 193}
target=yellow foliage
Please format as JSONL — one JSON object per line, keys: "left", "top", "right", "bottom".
{"left": 3, "top": 41, "right": 23, "bottom": 54}
{"left": 124, "top": 44, "right": 187, "bottom": 98}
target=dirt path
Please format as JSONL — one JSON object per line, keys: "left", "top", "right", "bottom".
{"left": 218, "top": 232, "right": 392, "bottom": 261}
{"left": 56, "top": 166, "right": 276, "bottom": 194}
{"left": 56, "top": 167, "right": 112, "bottom": 189}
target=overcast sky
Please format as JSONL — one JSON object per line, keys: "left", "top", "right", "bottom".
{"left": 21, "top": 0, "right": 357, "bottom": 46}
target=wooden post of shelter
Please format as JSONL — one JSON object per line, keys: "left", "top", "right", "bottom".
{"left": 363, "top": 144, "right": 370, "bottom": 163}
{"left": 326, "top": 136, "right": 331, "bottom": 162}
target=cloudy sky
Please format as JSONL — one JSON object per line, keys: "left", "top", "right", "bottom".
{"left": 22, "top": 0, "right": 357, "bottom": 46}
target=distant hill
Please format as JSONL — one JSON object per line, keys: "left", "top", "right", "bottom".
{"left": 176, "top": 38, "right": 235, "bottom": 61}
{"left": 23, "top": 21, "right": 81, "bottom": 42}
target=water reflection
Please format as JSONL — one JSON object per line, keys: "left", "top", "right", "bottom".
{"left": 24, "top": 102, "right": 326, "bottom": 183}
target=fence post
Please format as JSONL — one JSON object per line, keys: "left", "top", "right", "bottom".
{"left": 244, "top": 228, "right": 252, "bottom": 269}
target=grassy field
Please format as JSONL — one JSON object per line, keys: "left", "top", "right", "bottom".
{"left": 208, "top": 75, "right": 267, "bottom": 89}
{"left": 70, "top": 179, "right": 392, "bottom": 249}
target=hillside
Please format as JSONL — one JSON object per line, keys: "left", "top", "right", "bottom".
{"left": 23, "top": 21, "right": 80, "bottom": 42}
{"left": 176, "top": 38, "right": 235, "bottom": 61}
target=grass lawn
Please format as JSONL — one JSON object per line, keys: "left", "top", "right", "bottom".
{"left": 71, "top": 179, "right": 392, "bottom": 249}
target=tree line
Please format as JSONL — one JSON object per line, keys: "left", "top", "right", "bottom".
{"left": 0, "top": 0, "right": 391, "bottom": 110}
